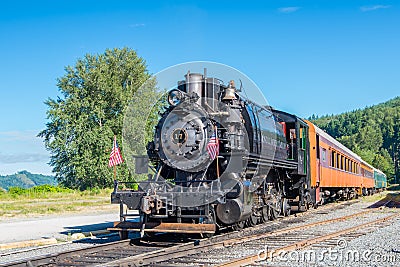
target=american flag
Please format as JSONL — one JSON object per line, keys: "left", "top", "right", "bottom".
{"left": 109, "top": 136, "right": 124, "bottom": 167}
{"left": 207, "top": 129, "right": 219, "bottom": 160}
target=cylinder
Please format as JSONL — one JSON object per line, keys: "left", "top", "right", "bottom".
{"left": 216, "top": 198, "right": 251, "bottom": 225}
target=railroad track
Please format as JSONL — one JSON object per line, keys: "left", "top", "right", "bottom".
{"left": 0, "top": 235, "right": 186, "bottom": 267}
{"left": 1, "top": 197, "right": 391, "bottom": 267}
{"left": 100, "top": 208, "right": 399, "bottom": 266}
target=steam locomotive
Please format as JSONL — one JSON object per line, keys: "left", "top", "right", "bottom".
{"left": 110, "top": 70, "right": 384, "bottom": 239}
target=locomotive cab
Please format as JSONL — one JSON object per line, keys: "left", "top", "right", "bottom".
{"left": 270, "top": 109, "right": 312, "bottom": 210}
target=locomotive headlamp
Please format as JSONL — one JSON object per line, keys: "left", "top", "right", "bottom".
{"left": 168, "top": 89, "right": 184, "bottom": 106}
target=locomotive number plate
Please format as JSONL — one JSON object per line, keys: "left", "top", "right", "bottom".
{"left": 171, "top": 128, "right": 188, "bottom": 144}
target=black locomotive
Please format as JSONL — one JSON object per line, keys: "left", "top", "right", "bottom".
{"left": 111, "top": 71, "right": 312, "bottom": 238}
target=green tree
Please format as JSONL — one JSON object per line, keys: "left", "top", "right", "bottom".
{"left": 353, "top": 148, "right": 375, "bottom": 165}
{"left": 373, "top": 149, "right": 395, "bottom": 183}
{"left": 355, "top": 123, "right": 383, "bottom": 152}
{"left": 337, "top": 135, "right": 356, "bottom": 150}
{"left": 39, "top": 48, "right": 150, "bottom": 190}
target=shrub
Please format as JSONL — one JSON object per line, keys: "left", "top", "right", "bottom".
{"left": 8, "top": 187, "right": 27, "bottom": 196}
{"left": 7, "top": 185, "right": 74, "bottom": 197}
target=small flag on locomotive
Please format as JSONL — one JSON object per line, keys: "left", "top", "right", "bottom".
{"left": 207, "top": 129, "right": 219, "bottom": 160}
{"left": 109, "top": 136, "right": 124, "bottom": 167}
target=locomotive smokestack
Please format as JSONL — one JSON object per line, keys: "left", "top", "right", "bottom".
{"left": 184, "top": 71, "right": 203, "bottom": 105}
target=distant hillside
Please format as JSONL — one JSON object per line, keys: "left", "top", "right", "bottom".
{"left": 0, "top": 170, "right": 57, "bottom": 190}
{"left": 310, "top": 97, "right": 400, "bottom": 183}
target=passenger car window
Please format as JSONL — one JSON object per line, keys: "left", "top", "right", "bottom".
{"left": 322, "top": 148, "right": 326, "bottom": 162}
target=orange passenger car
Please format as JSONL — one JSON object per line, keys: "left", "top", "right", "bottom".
{"left": 305, "top": 120, "right": 375, "bottom": 204}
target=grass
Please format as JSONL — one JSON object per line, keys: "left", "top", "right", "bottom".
{"left": 359, "top": 189, "right": 400, "bottom": 204}
{"left": 0, "top": 186, "right": 117, "bottom": 220}
{"left": 360, "top": 191, "right": 389, "bottom": 202}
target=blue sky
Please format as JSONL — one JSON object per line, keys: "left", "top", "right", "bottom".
{"left": 0, "top": 0, "right": 399, "bottom": 175}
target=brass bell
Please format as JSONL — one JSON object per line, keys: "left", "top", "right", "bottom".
{"left": 223, "top": 80, "right": 237, "bottom": 100}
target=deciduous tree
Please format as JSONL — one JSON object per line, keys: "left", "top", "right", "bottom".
{"left": 39, "top": 48, "right": 151, "bottom": 189}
